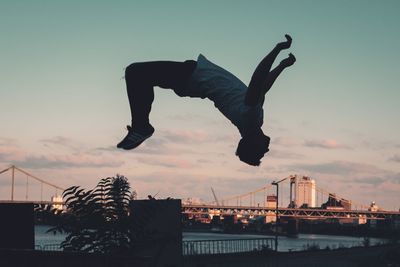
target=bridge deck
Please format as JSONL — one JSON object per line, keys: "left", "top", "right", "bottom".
{"left": 182, "top": 204, "right": 400, "bottom": 220}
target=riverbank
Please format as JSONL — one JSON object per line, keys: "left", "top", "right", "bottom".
{"left": 183, "top": 244, "right": 400, "bottom": 267}
{"left": 2, "top": 244, "right": 399, "bottom": 267}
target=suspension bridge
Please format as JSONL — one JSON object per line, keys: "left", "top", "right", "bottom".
{"left": 183, "top": 175, "right": 400, "bottom": 220}
{"left": 1, "top": 165, "right": 399, "bottom": 220}
{"left": 0, "top": 165, "right": 64, "bottom": 205}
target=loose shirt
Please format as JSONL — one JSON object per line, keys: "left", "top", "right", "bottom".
{"left": 175, "top": 54, "right": 263, "bottom": 136}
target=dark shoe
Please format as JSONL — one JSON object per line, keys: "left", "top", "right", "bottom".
{"left": 276, "top": 34, "right": 292, "bottom": 50}
{"left": 280, "top": 53, "right": 296, "bottom": 67}
{"left": 117, "top": 125, "right": 155, "bottom": 150}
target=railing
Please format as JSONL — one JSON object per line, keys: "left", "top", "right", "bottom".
{"left": 36, "top": 238, "right": 275, "bottom": 255}
{"left": 182, "top": 238, "right": 275, "bottom": 255}
{"left": 35, "top": 244, "right": 63, "bottom": 251}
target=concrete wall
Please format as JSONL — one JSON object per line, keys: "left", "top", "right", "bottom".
{"left": 0, "top": 203, "right": 34, "bottom": 249}
{"left": 130, "top": 199, "right": 182, "bottom": 267}
{"left": 0, "top": 249, "right": 152, "bottom": 267}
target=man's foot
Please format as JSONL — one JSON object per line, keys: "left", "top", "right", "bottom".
{"left": 117, "top": 125, "right": 155, "bottom": 150}
{"left": 276, "top": 34, "right": 292, "bottom": 50}
{"left": 280, "top": 53, "right": 296, "bottom": 67}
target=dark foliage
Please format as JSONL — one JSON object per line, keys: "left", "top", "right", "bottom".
{"left": 49, "top": 175, "right": 132, "bottom": 253}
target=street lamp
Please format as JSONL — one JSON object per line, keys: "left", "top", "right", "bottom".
{"left": 271, "top": 176, "right": 292, "bottom": 251}
{"left": 271, "top": 181, "right": 279, "bottom": 251}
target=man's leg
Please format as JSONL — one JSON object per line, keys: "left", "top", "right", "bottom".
{"left": 245, "top": 35, "right": 292, "bottom": 106}
{"left": 118, "top": 60, "right": 196, "bottom": 149}
{"left": 263, "top": 53, "right": 296, "bottom": 95}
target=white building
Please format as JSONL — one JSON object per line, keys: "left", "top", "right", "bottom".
{"left": 295, "top": 176, "right": 316, "bottom": 208}
{"left": 266, "top": 195, "right": 277, "bottom": 208}
{"left": 51, "top": 195, "right": 64, "bottom": 211}
{"left": 182, "top": 197, "right": 204, "bottom": 205}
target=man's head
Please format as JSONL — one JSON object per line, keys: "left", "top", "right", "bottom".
{"left": 236, "top": 129, "right": 270, "bottom": 166}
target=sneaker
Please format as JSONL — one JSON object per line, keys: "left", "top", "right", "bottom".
{"left": 117, "top": 125, "right": 155, "bottom": 150}
{"left": 276, "top": 34, "right": 292, "bottom": 50}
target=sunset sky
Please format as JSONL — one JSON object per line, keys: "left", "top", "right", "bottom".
{"left": 1, "top": 1, "right": 399, "bottom": 210}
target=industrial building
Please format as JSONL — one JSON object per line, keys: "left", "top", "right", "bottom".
{"left": 295, "top": 176, "right": 316, "bottom": 208}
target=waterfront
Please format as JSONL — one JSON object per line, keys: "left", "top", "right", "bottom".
{"left": 35, "top": 225, "right": 386, "bottom": 252}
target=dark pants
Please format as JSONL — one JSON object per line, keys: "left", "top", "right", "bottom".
{"left": 124, "top": 60, "right": 197, "bottom": 131}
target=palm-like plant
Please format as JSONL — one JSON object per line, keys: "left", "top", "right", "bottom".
{"left": 50, "top": 174, "right": 133, "bottom": 253}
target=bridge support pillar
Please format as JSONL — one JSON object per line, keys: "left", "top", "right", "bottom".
{"left": 11, "top": 165, "right": 15, "bottom": 201}
{"left": 286, "top": 218, "right": 299, "bottom": 236}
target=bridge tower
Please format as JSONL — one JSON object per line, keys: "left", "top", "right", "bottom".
{"left": 289, "top": 175, "right": 296, "bottom": 208}
{"left": 0, "top": 165, "right": 65, "bottom": 203}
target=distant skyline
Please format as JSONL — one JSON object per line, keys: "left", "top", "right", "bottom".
{"left": 0, "top": 1, "right": 399, "bottom": 209}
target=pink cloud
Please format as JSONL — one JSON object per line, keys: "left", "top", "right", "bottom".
{"left": 40, "top": 136, "right": 84, "bottom": 152}
{"left": 274, "top": 136, "right": 299, "bottom": 147}
{"left": 267, "top": 149, "right": 304, "bottom": 159}
{"left": 13, "top": 153, "right": 124, "bottom": 169}
{"left": 389, "top": 154, "right": 400, "bottom": 163}
{"left": 136, "top": 156, "right": 194, "bottom": 169}
{"left": 160, "top": 129, "right": 210, "bottom": 143}
{"left": 0, "top": 146, "right": 26, "bottom": 162}
{"left": 0, "top": 137, "right": 18, "bottom": 147}
{"left": 286, "top": 160, "right": 386, "bottom": 176}
{"left": 304, "top": 139, "right": 351, "bottom": 149}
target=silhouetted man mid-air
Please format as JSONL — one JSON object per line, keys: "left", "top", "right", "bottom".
{"left": 117, "top": 35, "right": 296, "bottom": 166}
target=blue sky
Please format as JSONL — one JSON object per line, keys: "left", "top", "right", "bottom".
{"left": 0, "top": 1, "right": 399, "bottom": 209}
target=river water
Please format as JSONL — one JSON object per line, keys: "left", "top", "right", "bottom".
{"left": 183, "top": 232, "right": 386, "bottom": 252}
{"left": 35, "top": 225, "right": 386, "bottom": 251}
{"left": 35, "top": 225, "right": 386, "bottom": 252}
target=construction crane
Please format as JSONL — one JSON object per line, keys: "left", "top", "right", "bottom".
{"left": 211, "top": 187, "right": 220, "bottom": 206}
